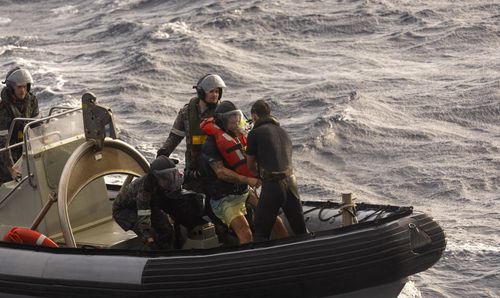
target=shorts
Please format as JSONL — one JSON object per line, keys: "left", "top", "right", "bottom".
{"left": 210, "top": 192, "right": 248, "bottom": 227}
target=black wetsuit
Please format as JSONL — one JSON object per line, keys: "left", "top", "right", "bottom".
{"left": 246, "top": 116, "right": 306, "bottom": 241}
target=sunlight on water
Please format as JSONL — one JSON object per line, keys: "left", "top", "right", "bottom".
{"left": 399, "top": 281, "right": 423, "bottom": 298}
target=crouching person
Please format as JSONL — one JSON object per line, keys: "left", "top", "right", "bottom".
{"left": 113, "top": 156, "right": 205, "bottom": 250}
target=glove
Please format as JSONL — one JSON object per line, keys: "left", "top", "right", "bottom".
{"left": 145, "top": 238, "right": 158, "bottom": 250}
{"left": 185, "top": 169, "right": 202, "bottom": 180}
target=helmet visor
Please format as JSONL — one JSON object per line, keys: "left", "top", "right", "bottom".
{"left": 153, "top": 168, "right": 184, "bottom": 190}
{"left": 219, "top": 109, "right": 249, "bottom": 131}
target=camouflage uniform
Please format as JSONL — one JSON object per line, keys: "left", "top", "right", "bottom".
{"left": 157, "top": 97, "right": 216, "bottom": 194}
{"left": 112, "top": 175, "right": 174, "bottom": 249}
{"left": 112, "top": 175, "right": 206, "bottom": 249}
{"left": 0, "top": 87, "right": 39, "bottom": 183}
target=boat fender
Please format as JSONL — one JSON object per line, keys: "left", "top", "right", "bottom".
{"left": 2, "top": 227, "right": 59, "bottom": 248}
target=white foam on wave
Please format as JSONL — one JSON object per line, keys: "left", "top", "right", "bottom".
{"left": 447, "top": 240, "right": 500, "bottom": 254}
{"left": 110, "top": 0, "right": 143, "bottom": 9}
{"left": 151, "top": 21, "right": 192, "bottom": 41}
{"left": 51, "top": 5, "right": 79, "bottom": 16}
{"left": 0, "top": 17, "right": 12, "bottom": 26}
{"left": 32, "top": 64, "right": 69, "bottom": 94}
{"left": 166, "top": 21, "right": 191, "bottom": 34}
{"left": 398, "top": 281, "right": 423, "bottom": 298}
{"left": 151, "top": 31, "right": 170, "bottom": 40}
{"left": 9, "top": 57, "right": 37, "bottom": 69}
{"left": 0, "top": 45, "right": 28, "bottom": 56}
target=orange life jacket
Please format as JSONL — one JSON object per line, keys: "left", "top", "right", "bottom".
{"left": 200, "top": 118, "right": 255, "bottom": 178}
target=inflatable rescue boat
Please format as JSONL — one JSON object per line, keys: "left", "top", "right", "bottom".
{"left": 0, "top": 94, "right": 446, "bottom": 298}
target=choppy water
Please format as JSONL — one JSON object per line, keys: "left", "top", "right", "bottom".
{"left": 1, "top": 0, "right": 499, "bottom": 297}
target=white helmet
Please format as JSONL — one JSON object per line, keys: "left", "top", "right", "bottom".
{"left": 194, "top": 74, "right": 226, "bottom": 101}
{"left": 3, "top": 67, "right": 33, "bottom": 91}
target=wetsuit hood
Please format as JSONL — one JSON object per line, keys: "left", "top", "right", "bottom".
{"left": 253, "top": 115, "right": 280, "bottom": 129}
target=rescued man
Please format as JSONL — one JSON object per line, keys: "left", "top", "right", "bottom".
{"left": 201, "top": 101, "right": 287, "bottom": 244}
{"left": 112, "top": 156, "right": 206, "bottom": 249}
{"left": 246, "top": 100, "right": 307, "bottom": 241}
{"left": 0, "top": 67, "right": 39, "bottom": 184}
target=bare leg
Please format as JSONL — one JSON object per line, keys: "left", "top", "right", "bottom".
{"left": 230, "top": 215, "right": 253, "bottom": 244}
{"left": 272, "top": 216, "right": 289, "bottom": 239}
{"left": 246, "top": 190, "right": 259, "bottom": 207}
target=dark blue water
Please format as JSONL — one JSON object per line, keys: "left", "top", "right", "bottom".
{"left": 1, "top": 1, "right": 499, "bottom": 297}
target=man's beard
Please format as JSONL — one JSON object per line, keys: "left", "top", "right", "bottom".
{"left": 206, "top": 101, "right": 218, "bottom": 109}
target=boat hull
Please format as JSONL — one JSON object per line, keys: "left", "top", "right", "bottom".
{"left": 0, "top": 209, "right": 445, "bottom": 298}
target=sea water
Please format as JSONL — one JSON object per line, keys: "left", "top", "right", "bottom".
{"left": 1, "top": 1, "right": 498, "bottom": 297}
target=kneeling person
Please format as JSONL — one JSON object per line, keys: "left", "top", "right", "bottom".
{"left": 112, "top": 156, "right": 205, "bottom": 249}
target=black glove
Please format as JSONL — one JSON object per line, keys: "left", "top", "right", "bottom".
{"left": 185, "top": 169, "right": 202, "bottom": 180}
{"left": 146, "top": 239, "right": 158, "bottom": 250}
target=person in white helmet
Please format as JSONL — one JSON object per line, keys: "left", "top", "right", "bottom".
{"left": 0, "top": 67, "right": 39, "bottom": 184}
{"left": 157, "top": 74, "right": 226, "bottom": 195}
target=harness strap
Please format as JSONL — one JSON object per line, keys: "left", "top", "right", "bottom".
{"left": 225, "top": 143, "right": 243, "bottom": 153}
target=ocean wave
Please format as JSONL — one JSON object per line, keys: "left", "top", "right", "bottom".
{"left": 150, "top": 21, "right": 193, "bottom": 41}
{"left": 420, "top": 100, "right": 500, "bottom": 128}
{"left": 125, "top": 0, "right": 171, "bottom": 10}
{"left": 0, "top": 35, "right": 39, "bottom": 47}
{"left": 387, "top": 30, "right": 427, "bottom": 44}
{"left": 399, "top": 281, "right": 423, "bottom": 298}
{"left": 200, "top": 4, "right": 378, "bottom": 37}
{"left": 72, "top": 50, "right": 114, "bottom": 60}
{"left": 0, "top": 45, "right": 29, "bottom": 57}
{"left": 408, "top": 24, "right": 499, "bottom": 51}
{"left": 51, "top": 5, "right": 79, "bottom": 16}
{"left": 414, "top": 9, "right": 441, "bottom": 19}
{"left": 92, "top": 20, "right": 143, "bottom": 39}
{"left": 446, "top": 240, "right": 500, "bottom": 260}
{"left": 0, "top": 18, "right": 12, "bottom": 26}
{"left": 100, "top": 0, "right": 146, "bottom": 11}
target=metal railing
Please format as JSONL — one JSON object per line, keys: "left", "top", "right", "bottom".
{"left": 0, "top": 107, "right": 82, "bottom": 189}
{"left": 0, "top": 106, "right": 78, "bottom": 163}
{"left": 0, "top": 175, "right": 29, "bottom": 208}
{"left": 22, "top": 107, "right": 82, "bottom": 187}
{"left": 0, "top": 117, "right": 38, "bottom": 166}
{"left": 48, "top": 106, "right": 78, "bottom": 116}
